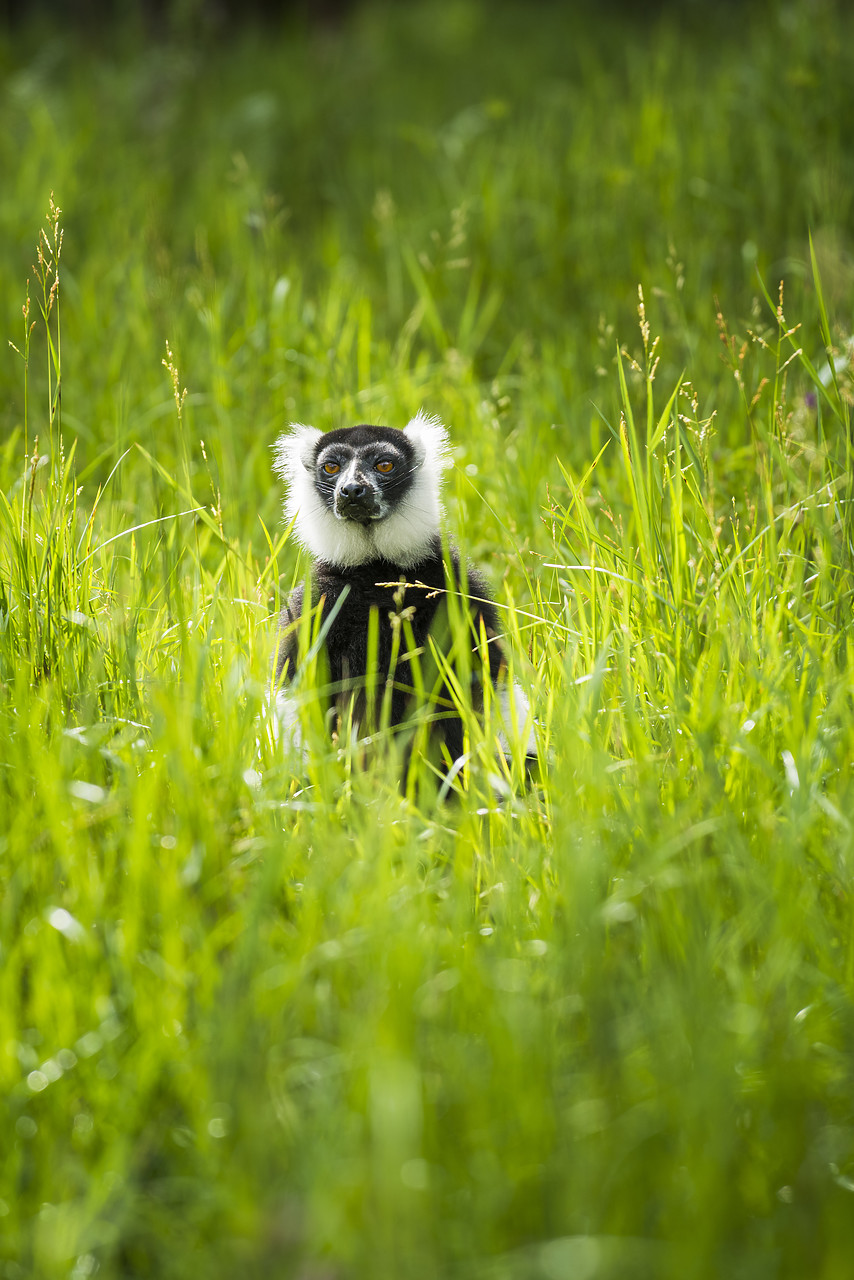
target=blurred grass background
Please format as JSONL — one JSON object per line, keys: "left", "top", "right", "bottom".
{"left": 1, "top": 1, "right": 854, "bottom": 1277}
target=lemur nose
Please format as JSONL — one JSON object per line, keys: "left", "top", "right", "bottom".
{"left": 340, "top": 479, "right": 368, "bottom": 500}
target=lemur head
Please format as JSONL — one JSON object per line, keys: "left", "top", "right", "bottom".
{"left": 273, "top": 412, "right": 451, "bottom": 568}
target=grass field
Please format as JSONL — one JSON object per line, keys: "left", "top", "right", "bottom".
{"left": 2, "top": 1, "right": 854, "bottom": 1276}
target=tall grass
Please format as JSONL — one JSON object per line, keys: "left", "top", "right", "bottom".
{"left": 2, "top": 2, "right": 854, "bottom": 1278}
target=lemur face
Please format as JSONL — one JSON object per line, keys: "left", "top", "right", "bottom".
{"left": 274, "top": 413, "right": 451, "bottom": 568}
{"left": 313, "top": 426, "right": 417, "bottom": 525}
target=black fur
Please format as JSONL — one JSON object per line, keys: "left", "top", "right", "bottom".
{"left": 275, "top": 535, "right": 504, "bottom": 761}
{"left": 313, "top": 426, "right": 418, "bottom": 522}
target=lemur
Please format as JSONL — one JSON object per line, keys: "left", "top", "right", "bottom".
{"left": 271, "top": 411, "right": 532, "bottom": 767}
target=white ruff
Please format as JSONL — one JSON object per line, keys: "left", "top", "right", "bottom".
{"left": 272, "top": 412, "right": 451, "bottom": 568}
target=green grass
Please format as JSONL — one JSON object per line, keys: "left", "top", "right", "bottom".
{"left": 2, "top": 2, "right": 854, "bottom": 1277}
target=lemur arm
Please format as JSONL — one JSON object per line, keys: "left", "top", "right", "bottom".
{"left": 452, "top": 559, "right": 506, "bottom": 686}
{"left": 273, "top": 583, "right": 305, "bottom": 687}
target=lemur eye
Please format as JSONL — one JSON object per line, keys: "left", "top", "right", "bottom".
{"left": 322, "top": 461, "right": 340, "bottom": 475}
{"left": 376, "top": 459, "right": 394, "bottom": 474}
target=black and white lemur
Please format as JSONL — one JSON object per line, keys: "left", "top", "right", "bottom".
{"left": 272, "top": 411, "right": 533, "bottom": 766}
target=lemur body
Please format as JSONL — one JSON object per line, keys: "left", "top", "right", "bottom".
{"left": 272, "top": 413, "right": 528, "bottom": 763}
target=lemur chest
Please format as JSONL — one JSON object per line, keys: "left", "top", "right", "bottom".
{"left": 317, "top": 561, "right": 446, "bottom": 678}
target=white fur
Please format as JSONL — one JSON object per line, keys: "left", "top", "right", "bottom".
{"left": 497, "top": 682, "right": 537, "bottom": 758}
{"left": 272, "top": 412, "right": 452, "bottom": 569}
{"left": 271, "top": 687, "right": 304, "bottom": 756}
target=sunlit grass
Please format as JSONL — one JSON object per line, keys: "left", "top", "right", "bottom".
{"left": 2, "top": 2, "right": 854, "bottom": 1278}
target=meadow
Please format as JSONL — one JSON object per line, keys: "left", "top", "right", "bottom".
{"left": 1, "top": 1, "right": 854, "bottom": 1276}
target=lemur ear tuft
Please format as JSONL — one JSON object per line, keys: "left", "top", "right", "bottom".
{"left": 273, "top": 424, "right": 323, "bottom": 482}
{"left": 403, "top": 411, "right": 451, "bottom": 469}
